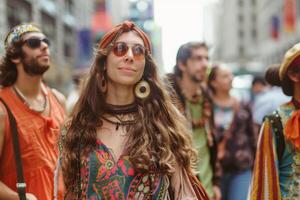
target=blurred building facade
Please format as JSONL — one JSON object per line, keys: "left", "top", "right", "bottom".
{"left": 0, "top": 0, "right": 94, "bottom": 93}
{"left": 215, "top": 0, "right": 258, "bottom": 65}
{"left": 203, "top": 1, "right": 223, "bottom": 59}
{"left": 106, "top": 0, "right": 130, "bottom": 24}
{"left": 257, "top": 0, "right": 300, "bottom": 65}
{"left": 215, "top": 0, "right": 300, "bottom": 72}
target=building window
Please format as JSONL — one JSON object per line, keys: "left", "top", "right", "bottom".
{"left": 64, "top": 43, "right": 71, "bottom": 57}
{"left": 64, "top": 25, "right": 74, "bottom": 58}
{"left": 238, "top": 14, "right": 244, "bottom": 23}
{"left": 239, "top": 29, "right": 244, "bottom": 39}
{"left": 239, "top": 46, "right": 244, "bottom": 56}
{"left": 41, "top": 12, "right": 56, "bottom": 49}
{"left": 252, "top": 14, "right": 256, "bottom": 24}
{"left": 6, "top": 0, "right": 32, "bottom": 29}
{"left": 238, "top": 0, "right": 243, "bottom": 7}
{"left": 252, "top": 29, "right": 257, "bottom": 40}
{"left": 65, "top": 0, "right": 74, "bottom": 15}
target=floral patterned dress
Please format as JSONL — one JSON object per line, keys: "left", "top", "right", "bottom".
{"left": 75, "top": 140, "right": 169, "bottom": 200}
{"left": 59, "top": 124, "right": 208, "bottom": 200}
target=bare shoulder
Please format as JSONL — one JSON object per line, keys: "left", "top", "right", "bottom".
{"left": 51, "top": 88, "right": 66, "bottom": 109}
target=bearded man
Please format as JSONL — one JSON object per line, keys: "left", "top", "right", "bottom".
{"left": 166, "top": 42, "right": 221, "bottom": 200}
{"left": 0, "top": 23, "right": 66, "bottom": 200}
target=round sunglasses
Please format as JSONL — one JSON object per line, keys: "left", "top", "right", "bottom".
{"left": 22, "top": 37, "right": 51, "bottom": 49}
{"left": 111, "top": 42, "right": 146, "bottom": 60}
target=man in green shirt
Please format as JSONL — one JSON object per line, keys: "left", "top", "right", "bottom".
{"left": 166, "top": 42, "right": 220, "bottom": 200}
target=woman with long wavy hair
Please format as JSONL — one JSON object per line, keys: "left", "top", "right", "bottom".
{"left": 60, "top": 21, "right": 209, "bottom": 199}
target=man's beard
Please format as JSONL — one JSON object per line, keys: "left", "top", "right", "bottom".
{"left": 189, "top": 73, "right": 202, "bottom": 83}
{"left": 22, "top": 56, "right": 50, "bottom": 76}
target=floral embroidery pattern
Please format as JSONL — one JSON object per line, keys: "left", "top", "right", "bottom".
{"left": 277, "top": 102, "right": 300, "bottom": 199}
{"left": 80, "top": 157, "right": 90, "bottom": 200}
{"left": 285, "top": 153, "right": 300, "bottom": 200}
{"left": 80, "top": 140, "right": 166, "bottom": 199}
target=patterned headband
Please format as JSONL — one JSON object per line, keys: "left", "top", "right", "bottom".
{"left": 98, "top": 20, "right": 152, "bottom": 54}
{"left": 4, "top": 23, "right": 41, "bottom": 49}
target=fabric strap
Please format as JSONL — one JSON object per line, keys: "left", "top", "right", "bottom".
{"left": 0, "top": 97, "right": 27, "bottom": 200}
{"left": 267, "top": 111, "right": 285, "bottom": 162}
{"left": 187, "top": 170, "right": 210, "bottom": 200}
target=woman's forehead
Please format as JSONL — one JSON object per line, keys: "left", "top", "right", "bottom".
{"left": 115, "top": 31, "right": 144, "bottom": 46}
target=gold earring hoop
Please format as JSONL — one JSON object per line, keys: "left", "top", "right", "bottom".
{"left": 135, "top": 80, "right": 151, "bottom": 99}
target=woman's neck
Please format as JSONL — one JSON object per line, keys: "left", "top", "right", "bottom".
{"left": 212, "top": 90, "right": 234, "bottom": 107}
{"left": 106, "top": 84, "right": 135, "bottom": 105}
{"left": 214, "top": 90, "right": 231, "bottom": 100}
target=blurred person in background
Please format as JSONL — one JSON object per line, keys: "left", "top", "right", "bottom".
{"left": 250, "top": 75, "right": 269, "bottom": 136}
{"left": 249, "top": 43, "right": 300, "bottom": 200}
{"left": 66, "top": 68, "right": 87, "bottom": 115}
{"left": 208, "top": 64, "right": 256, "bottom": 200}
{"left": 251, "top": 75, "right": 268, "bottom": 99}
{"left": 251, "top": 68, "right": 290, "bottom": 135}
{"left": 0, "top": 24, "right": 66, "bottom": 200}
{"left": 60, "top": 21, "right": 209, "bottom": 199}
{"left": 166, "top": 42, "right": 221, "bottom": 200}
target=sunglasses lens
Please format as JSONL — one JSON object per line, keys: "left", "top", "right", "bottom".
{"left": 112, "top": 42, "right": 145, "bottom": 60}
{"left": 42, "top": 38, "right": 51, "bottom": 47}
{"left": 26, "top": 38, "right": 41, "bottom": 48}
{"left": 113, "top": 42, "right": 128, "bottom": 57}
{"left": 132, "top": 45, "right": 145, "bottom": 60}
{"left": 25, "top": 38, "right": 50, "bottom": 48}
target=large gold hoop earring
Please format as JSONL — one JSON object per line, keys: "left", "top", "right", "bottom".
{"left": 135, "top": 80, "right": 151, "bottom": 99}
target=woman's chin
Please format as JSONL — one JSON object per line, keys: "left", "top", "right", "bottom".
{"left": 110, "top": 81, "right": 138, "bottom": 89}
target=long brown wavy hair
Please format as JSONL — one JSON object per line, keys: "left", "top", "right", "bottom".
{"left": 61, "top": 29, "right": 197, "bottom": 195}
{"left": 0, "top": 40, "right": 24, "bottom": 87}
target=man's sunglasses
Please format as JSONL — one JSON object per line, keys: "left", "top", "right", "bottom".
{"left": 111, "top": 42, "right": 146, "bottom": 60}
{"left": 22, "top": 37, "right": 51, "bottom": 49}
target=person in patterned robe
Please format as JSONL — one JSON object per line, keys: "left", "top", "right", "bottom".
{"left": 249, "top": 43, "right": 300, "bottom": 200}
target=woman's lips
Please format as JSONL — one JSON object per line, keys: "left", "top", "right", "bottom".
{"left": 118, "top": 67, "right": 136, "bottom": 74}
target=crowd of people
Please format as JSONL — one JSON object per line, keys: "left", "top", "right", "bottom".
{"left": 0, "top": 21, "right": 299, "bottom": 200}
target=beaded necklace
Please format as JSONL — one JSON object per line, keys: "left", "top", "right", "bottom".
{"left": 101, "top": 102, "right": 138, "bottom": 131}
{"left": 13, "top": 84, "right": 48, "bottom": 113}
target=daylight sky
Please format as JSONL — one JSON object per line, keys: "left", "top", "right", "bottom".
{"left": 154, "top": 0, "right": 205, "bottom": 73}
